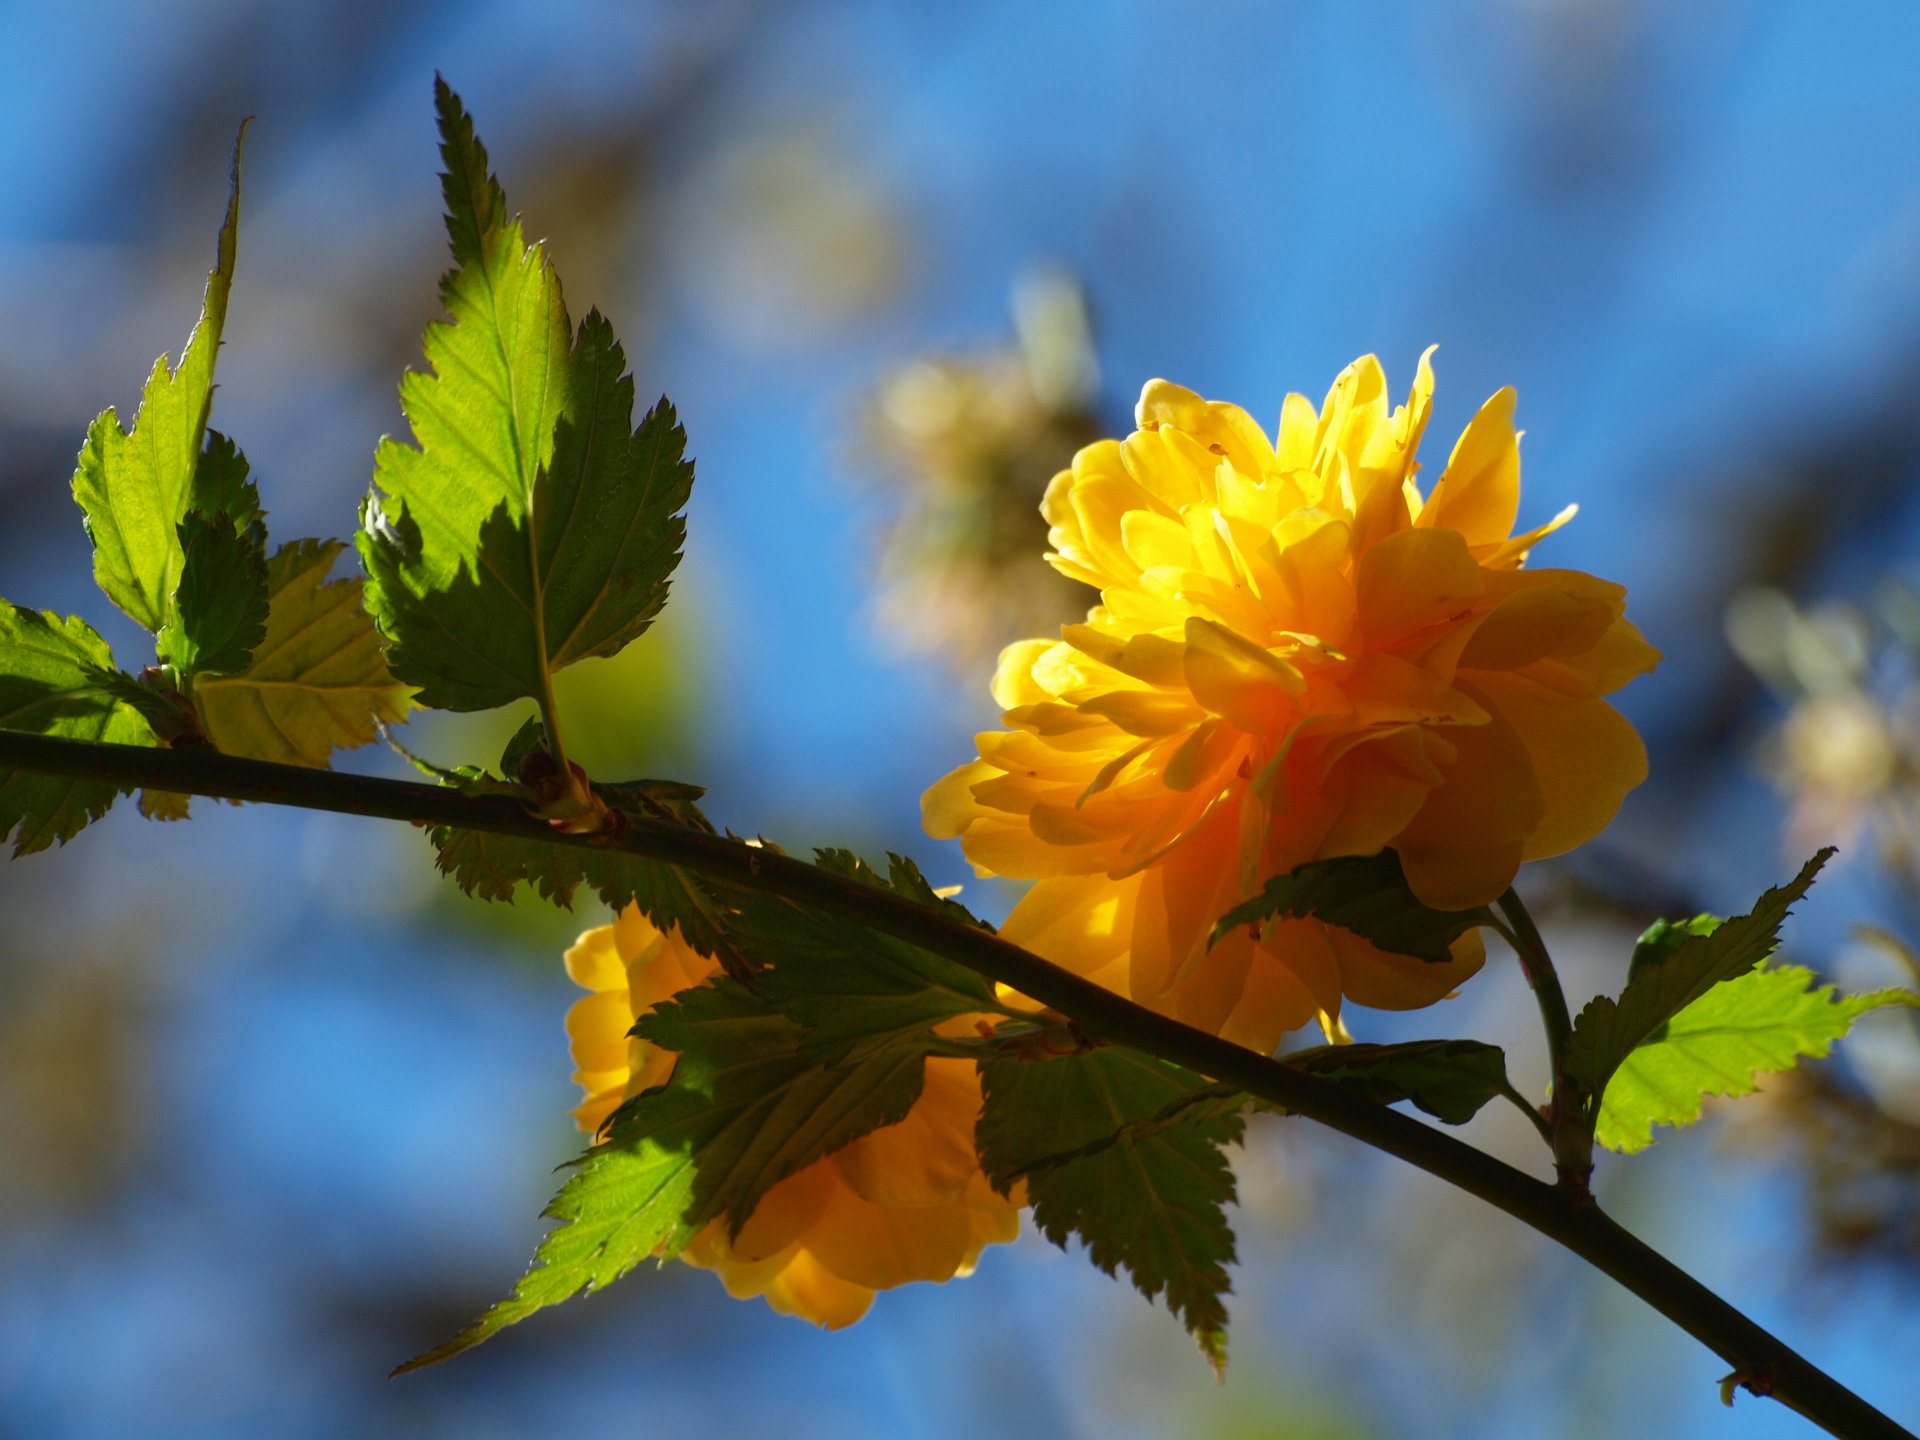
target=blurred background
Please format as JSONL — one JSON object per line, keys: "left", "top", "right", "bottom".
{"left": 3, "top": 1, "right": 1920, "bottom": 1436}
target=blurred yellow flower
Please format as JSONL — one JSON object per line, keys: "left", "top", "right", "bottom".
{"left": 926, "top": 355, "right": 1659, "bottom": 1052}
{"left": 565, "top": 907, "right": 1019, "bottom": 1328}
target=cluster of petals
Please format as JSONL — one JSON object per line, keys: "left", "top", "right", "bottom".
{"left": 925, "top": 354, "right": 1659, "bottom": 1053}
{"left": 565, "top": 906, "right": 1019, "bottom": 1328}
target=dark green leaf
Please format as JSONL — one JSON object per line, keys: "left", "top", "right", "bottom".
{"left": 187, "top": 430, "right": 262, "bottom": 525}
{"left": 430, "top": 822, "right": 748, "bottom": 976}
{"left": 0, "top": 606, "right": 157, "bottom": 854}
{"left": 1597, "top": 963, "right": 1919, "bottom": 1152}
{"left": 1565, "top": 849, "right": 1833, "bottom": 1115}
{"left": 398, "top": 977, "right": 928, "bottom": 1369}
{"left": 978, "top": 1047, "right": 1240, "bottom": 1367}
{"left": 1627, "top": 914, "right": 1722, "bottom": 984}
{"left": 1211, "top": 850, "right": 1491, "bottom": 963}
{"left": 72, "top": 129, "right": 246, "bottom": 634}
{"left": 156, "top": 509, "right": 268, "bottom": 677}
{"left": 731, "top": 849, "right": 1002, "bottom": 1063}
{"left": 1285, "top": 1039, "right": 1511, "bottom": 1125}
{"left": 358, "top": 84, "right": 690, "bottom": 713}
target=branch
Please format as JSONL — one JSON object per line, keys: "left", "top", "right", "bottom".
{"left": 0, "top": 729, "right": 1907, "bottom": 1439}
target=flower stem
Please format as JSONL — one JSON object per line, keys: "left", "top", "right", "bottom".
{"left": 1495, "top": 888, "right": 1594, "bottom": 1191}
{"left": 0, "top": 729, "right": 1908, "bottom": 1440}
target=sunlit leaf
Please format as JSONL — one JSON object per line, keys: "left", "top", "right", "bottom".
{"left": 71, "top": 131, "right": 246, "bottom": 634}
{"left": 1596, "top": 963, "right": 1919, "bottom": 1152}
{"left": 1566, "top": 850, "right": 1832, "bottom": 1116}
{"left": 196, "top": 539, "right": 413, "bottom": 767}
{"left": 357, "top": 81, "right": 690, "bottom": 713}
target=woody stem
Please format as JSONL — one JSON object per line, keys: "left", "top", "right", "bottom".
{"left": 0, "top": 729, "right": 1906, "bottom": 1440}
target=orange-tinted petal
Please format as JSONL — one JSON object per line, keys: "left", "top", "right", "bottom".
{"left": 1469, "top": 671, "right": 1649, "bottom": 861}
{"left": 1337, "top": 925, "right": 1486, "bottom": 1011}
{"left": 762, "top": 1251, "right": 876, "bottom": 1330}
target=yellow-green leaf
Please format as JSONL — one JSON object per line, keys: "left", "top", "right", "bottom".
{"left": 196, "top": 539, "right": 413, "bottom": 767}
{"left": 71, "top": 128, "right": 246, "bottom": 634}
{"left": 1596, "top": 963, "right": 1919, "bottom": 1153}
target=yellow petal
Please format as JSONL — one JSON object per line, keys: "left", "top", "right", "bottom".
{"left": 565, "top": 990, "right": 636, "bottom": 1075}
{"left": 1457, "top": 573, "right": 1619, "bottom": 674}
{"left": 990, "top": 638, "right": 1059, "bottom": 710}
{"left": 1183, "top": 616, "right": 1303, "bottom": 733}
{"left": 1392, "top": 699, "right": 1543, "bottom": 908}
{"left": 563, "top": 925, "right": 626, "bottom": 993}
{"left": 1421, "top": 386, "right": 1519, "bottom": 546}
{"left": 1354, "top": 527, "right": 1486, "bottom": 650}
{"left": 922, "top": 759, "right": 998, "bottom": 841}
{"left": 1135, "top": 380, "right": 1280, "bottom": 482}
{"left": 1001, "top": 873, "right": 1140, "bottom": 997}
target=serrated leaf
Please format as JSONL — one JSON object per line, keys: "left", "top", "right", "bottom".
{"left": 1628, "top": 913, "right": 1721, "bottom": 983}
{"left": 357, "top": 83, "right": 690, "bottom": 713}
{"left": 155, "top": 510, "right": 268, "bottom": 677}
{"left": 978, "top": 1047, "right": 1240, "bottom": 1367}
{"left": 430, "top": 823, "right": 748, "bottom": 975}
{"left": 0, "top": 606, "right": 157, "bottom": 854}
{"left": 399, "top": 978, "right": 927, "bottom": 1369}
{"left": 730, "top": 849, "right": 1002, "bottom": 1063}
{"left": 137, "top": 788, "right": 192, "bottom": 822}
{"left": 1211, "top": 850, "right": 1492, "bottom": 963}
{"left": 71, "top": 130, "right": 245, "bottom": 634}
{"left": 1566, "top": 849, "right": 1833, "bottom": 1117}
{"left": 187, "top": 429, "right": 262, "bottom": 524}
{"left": 1596, "top": 964, "right": 1919, "bottom": 1153}
{"left": 1285, "top": 1040, "right": 1511, "bottom": 1125}
{"left": 195, "top": 539, "right": 414, "bottom": 767}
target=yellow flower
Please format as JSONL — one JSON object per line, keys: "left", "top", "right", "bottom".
{"left": 564, "top": 906, "right": 1020, "bottom": 1328}
{"left": 925, "top": 355, "right": 1659, "bottom": 1053}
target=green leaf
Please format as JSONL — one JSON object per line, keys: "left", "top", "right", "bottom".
{"left": 195, "top": 539, "right": 413, "bottom": 767}
{"left": 731, "top": 850, "right": 1002, "bottom": 1064}
{"left": 978, "top": 1047, "right": 1241, "bottom": 1367}
{"left": 430, "top": 818, "right": 749, "bottom": 976}
{"left": 1285, "top": 1039, "right": 1511, "bottom": 1125}
{"left": 1628, "top": 913, "right": 1722, "bottom": 983}
{"left": 1596, "top": 964, "right": 1919, "bottom": 1153}
{"left": 398, "top": 978, "right": 928, "bottom": 1369}
{"left": 72, "top": 130, "right": 246, "bottom": 634}
{"left": 186, "top": 429, "right": 263, "bottom": 525}
{"left": 0, "top": 606, "right": 157, "bottom": 854}
{"left": 357, "top": 82, "right": 691, "bottom": 713}
{"left": 155, "top": 509, "right": 268, "bottom": 677}
{"left": 1211, "top": 850, "right": 1492, "bottom": 963}
{"left": 1566, "top": 849, "right": 1833, "bottom": 1115}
